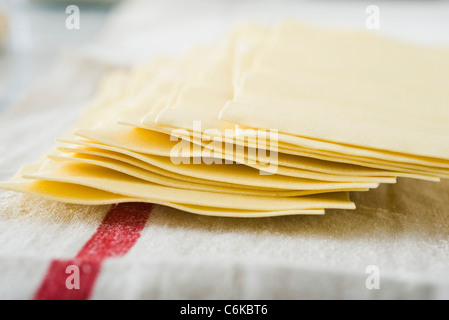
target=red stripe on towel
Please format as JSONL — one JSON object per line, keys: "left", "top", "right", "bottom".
{"left": 34, "top": 202, "right": 152, "bottom": 300}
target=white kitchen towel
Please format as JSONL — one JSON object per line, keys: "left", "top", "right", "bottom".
{"left": 1, "top": 0, "right": 449, "bottom": 299}
{"left": 2, "top": 178, "right": 449, "bottom": 299}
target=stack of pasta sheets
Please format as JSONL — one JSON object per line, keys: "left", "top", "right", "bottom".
{"left": 2, "top": 21, "right": 449, "bottom": 218}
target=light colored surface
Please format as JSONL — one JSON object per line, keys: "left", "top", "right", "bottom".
{"left": 1, "top": 0, "right": 449, "bottom": 299}
{"left": 1, "top": 177, "right": 449, "bottom": 299}
{"left": 0, "top": 0, "right": 114, "bottom": 113}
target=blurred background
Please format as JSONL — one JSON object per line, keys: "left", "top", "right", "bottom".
{"left": 0, "top": 0, "right": 117, "bottom": 111}
{"left": 0, "top": 0, "right": 448, "bottom": 114}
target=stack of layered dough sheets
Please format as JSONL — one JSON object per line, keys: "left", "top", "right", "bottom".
{"left": 2, "top": 21, "right": 449, "bottom": 217}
